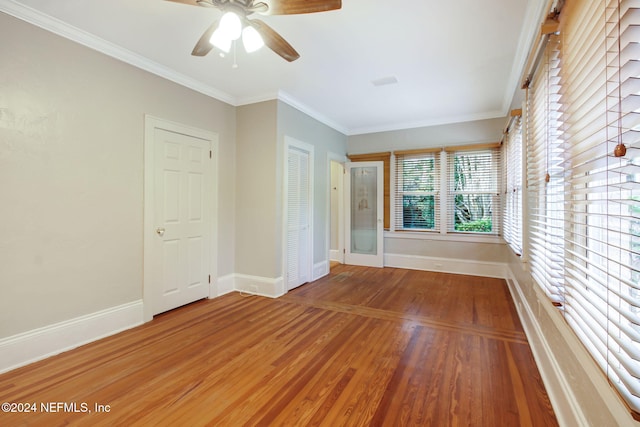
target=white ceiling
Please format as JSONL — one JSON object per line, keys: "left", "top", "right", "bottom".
{"left": 2, "top": 0, "right": 545, "bottom": 135}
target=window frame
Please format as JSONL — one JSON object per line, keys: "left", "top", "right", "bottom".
{"left": 382, "top": 143, "right": 503, "bottom": 238}
{"left": 394, "top": 149, "right": 441, "bottom": 232}
{"left": 445, "top": 145, "right": 502, "bottom": 236}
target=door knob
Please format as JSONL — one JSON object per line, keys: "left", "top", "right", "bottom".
{"left": 156, "top": 227, "right": 165, "bottom": 237}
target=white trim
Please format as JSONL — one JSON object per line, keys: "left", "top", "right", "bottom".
{"left": 214, "top": 274, "right": 235, "bottom": 297}
{"left": 385, "top": 230, "right": 505, "bottom": 245}
{"left": 505, "top": 265, "right": 640, "bottom": 427}
{"left": 347, "top": 109, "right": 506, "bottom": 136}
{"left": 504, "top": 271, "right": 587, "bottom": 427}
{"left": 236, "top": 90, "right": 280, "bottom": 107}
{"left": 501, "top": 0, "right": 549, "bottom": 116}
{"left": 234, "top": 274, "right": 285, "bottom": 298}
{"left": 0, "top": 300, "right": 143, "bottom": 374}
{"left": 143, "top": 115, "right": 219, "bottom": 321}
{"left": 313, "top": 260, "right": 329, "bottom": 281}
{"left": 327, "top": 153, "right": 347, "bottom": 265}
{"left": 384, "top": 253, "right": 508, "bottom": 279}
{"left": 329, "top": 249, "right": 342, "bottom": 262}
{"left": 0, "top": 0, "right": 541, "bottom": 138}
{"left": 0, "top": 1, "right": 352, "bottom": 137}
{"left": 278, "top": 91, "right": 348, "bottom": 136}
{"left": 0, "top": 0, "right": 236, "bottom": 106}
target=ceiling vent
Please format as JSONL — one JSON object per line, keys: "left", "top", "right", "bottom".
{"left": 371, "top": 76, "right": 398, "bottom": 87}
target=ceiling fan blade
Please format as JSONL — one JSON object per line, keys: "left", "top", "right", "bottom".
{"left": 250, "top": 19, "right": 300, "bottom": 62}
{"left": 256, "top": 0, "right": 341, "bottom": 15}
{"left": 166, "top": 0, "right": 199, "bottom": 6}
{"left": 191, "top": 21, "right": 218, "bottom": 56}
{"left": 165, "top": 0, "right": 216, "bottom": 7}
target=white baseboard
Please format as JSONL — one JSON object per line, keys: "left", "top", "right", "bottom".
{"left": 384, "top": 253, "right": 508, "bottom": 278}
{"left": 213, "top": 273, "right": 235, "bottom": 297}
{"left": 234, "top": 274, "right": 285, "bottom": 298}
{"left": 0, "top": 300, "right": 144, "bottom": 374}
{"left": 329, "top": 249, "right": 343, "bottom": 262}
{"left": 504, "top": 272, "right": 585, "bottom": 427}
{"left": 313, "top": 260, "right": 329, "bottom": 281}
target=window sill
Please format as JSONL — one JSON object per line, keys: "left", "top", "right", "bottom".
{"left": 384, "top": 230, "right": 506, "bottom": 245}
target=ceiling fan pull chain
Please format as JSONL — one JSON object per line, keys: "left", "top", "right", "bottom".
{"left": 232, "top": 40, "right": 239, "bottom": 68}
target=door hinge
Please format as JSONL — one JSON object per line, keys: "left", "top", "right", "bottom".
{"left": 209, "top": 150, "right": 212, "bottom": 159}
{"left": 343, "top": 248, "right": 346, "bottom": 254}
{"left": 208, "top": 274, "right": 211, "bottom": 284}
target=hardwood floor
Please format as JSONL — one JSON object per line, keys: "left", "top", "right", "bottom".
{"left": 0, "top": 265, "right": 557, "bottom": 426}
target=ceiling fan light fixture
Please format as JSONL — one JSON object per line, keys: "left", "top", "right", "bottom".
{"left": 210, "top": 28, "right": 231, "bottom": 53}
{"left": 219, "top": 11, "right": 242, "bottom": 41}
{"left": 242, "top": 26, "right": 264, "bottom": 53}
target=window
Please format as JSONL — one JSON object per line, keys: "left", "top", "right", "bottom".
{"left": 527, "top": 33, "right": 564, "bottom": 305}
{"left": 446, "top": 146, "right": 501, "bottom": 235}
{"left": 526, "top": 0, "right": 640, "bottom": 416}
{"left": 392, "top": 145, "right": 500, "bottom": 234}
{"left": 503, "top": 113, "right": 523, "bottom": 255}
{"left": 394, "top": 149, "right": 440, "bottom": 231}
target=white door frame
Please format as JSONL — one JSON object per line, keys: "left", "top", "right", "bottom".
{"left": 143, "top": 115, "right": 218, "bottom": 322}
{"left": 283, "top": 136, "right": 314, "bottom": 291}
{"left": 328, "top": 153, "right": 346, "bottom": 264}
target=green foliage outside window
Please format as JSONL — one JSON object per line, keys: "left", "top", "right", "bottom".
{"left": 403, "top": 195, "right": 435, "bottom": 229}
{"left": 452, "top": 154, "right": 494, "bottom": 233}
{"left": 401, "top": 157, "right": 436, "bottom": 229}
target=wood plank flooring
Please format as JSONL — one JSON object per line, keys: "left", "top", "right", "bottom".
{"left": 0, "top": 265, "right": 558, "bottom": 426}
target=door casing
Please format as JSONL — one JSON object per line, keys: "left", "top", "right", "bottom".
{"left": 143, "top": 115, "right": 219, "bottom": 321}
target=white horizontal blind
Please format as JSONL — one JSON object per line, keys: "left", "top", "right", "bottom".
{"left": 447, "top": 147, "right": 501, "bottom": 235}
{"left": 394, "top": 150, "right": 440, "bottom": 231}
{"left": 560, "top": 0, "right": 640, "bottom": 414}
{"left": 527, "top": 33, "right": 565, "bottom": 305}
{"left": 503, "top": 116, "right": 523, "bottom": 255}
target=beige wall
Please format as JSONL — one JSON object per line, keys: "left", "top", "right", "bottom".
{"left": 347, "top": 117, "right": 505, "bottom": 154}
{"left": 385, "top": 235, "right": 508, "bottom": 262}
{"left": 277, "top": 101, "right": 348, "bottom": 268}
{"left": 0, "top": 14, "right": 236, "bottom": 338}
{"left": 235, "top": 101, "right": 279, "bottom": 278}
{"left": 234, "top": 100, "right": 347, "bottom": 281}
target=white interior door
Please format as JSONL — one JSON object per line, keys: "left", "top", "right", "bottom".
{"left": 286, "top": 143, "right": 313, "bottom": 290}
{"left": 345, "top": 161, "right": 384, "bottom": 267}
{"left": 150, "top": 128, "right": 211, "bottom": 315}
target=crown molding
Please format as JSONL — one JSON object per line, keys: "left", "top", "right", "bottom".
{"left": 2, "top": 0, "right": 531, "bottom": 138}
{"left": 501, "top": 0, "right": 549, "bottom": 113}
{"left": 347, "top": 109, "right": 506, "bottom": 136}
{"left": 235, "top": 91, "right": 280, "bottom": 107}
{"left": 1, "top": 0, "right": 237, "bottom": 106}
{"left": 277, "top": 90, "right": 348, "bottom": 136}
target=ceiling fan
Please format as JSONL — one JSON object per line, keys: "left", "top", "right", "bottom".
{"left": 168, "top": 0, "right": 342, "bottom": 62}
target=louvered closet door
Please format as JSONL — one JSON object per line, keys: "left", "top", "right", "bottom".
{"left": 287, "top": 146, "right": 311, "bottom": 290}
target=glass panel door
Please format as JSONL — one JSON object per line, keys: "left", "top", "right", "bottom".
{"left": 345, "top": 161, "right": 384, "bottom": 267}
